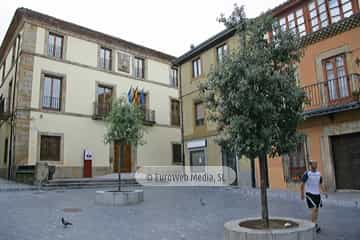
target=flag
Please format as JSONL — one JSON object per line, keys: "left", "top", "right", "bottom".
{"left": 140, "top": 89, "right": 145, "bottom": 106}
{"left": 127, "top": 87, "right": 133, "bottom": 103}
{"left": 132, "top": 87, "right": 139, "bottom": 105}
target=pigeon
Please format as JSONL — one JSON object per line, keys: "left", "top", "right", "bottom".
{"left": 200, "top": 198, "right": 206, "bottom": 206}
{"left": 61, "top": 217, "right": 73, "bottom": 228}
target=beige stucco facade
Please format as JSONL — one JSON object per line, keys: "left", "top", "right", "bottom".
{"left": 178, "top": 33, "right": 252, "bottom": 186}
{"left": 0, "top": 9, "right": 180, "bottom": 179}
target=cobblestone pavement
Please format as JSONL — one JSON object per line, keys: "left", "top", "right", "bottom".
{"left": 0, "top": 187, "right": 359, "bottom": 240}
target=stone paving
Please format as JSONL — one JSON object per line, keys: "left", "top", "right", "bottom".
{"left": 0, "top": 186, "right": 359, "bottom": 240}
{"left": 0, "top": 178, "right": 37, "bottom": 192}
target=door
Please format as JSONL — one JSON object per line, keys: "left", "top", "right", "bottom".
{"left": 323, "top": 55, "right": 349, "bottom": 103}
{"left": 114, "top": 143, "right": 132, "bottom": 173}
{"left": 331, "top": 133, "right": 360, "bottom": 190}
{"left": 190, "top": 149, "right": 206, "bottom": 172}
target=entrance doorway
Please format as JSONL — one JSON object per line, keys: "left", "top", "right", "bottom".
{"left": 114, "top": 143, "right": 132, "bottom": 173}
{"left": 331, "top": 132, "right": 360, "bottom": 190}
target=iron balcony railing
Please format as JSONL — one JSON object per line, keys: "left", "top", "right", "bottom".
{"left": 92, "top": 102, "right": 155, "bottom": 124}
{"left": 141, "top": 107, "right": 156, "bottom": 124}
{"left": 42, "top": 96, "right": 61, "bottom": 111}
{"left": 302, "top": 73, "right": 360, "bottom": 112}
{"left": 0, "top": 98, "right": 11, "bottom": 121}
{"left": 93, "top": 102, "right": 112, "bottom": 119}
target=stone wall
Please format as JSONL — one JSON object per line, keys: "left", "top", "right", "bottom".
{"left": 13, "top": 23, "right": 36, "bottom": 168}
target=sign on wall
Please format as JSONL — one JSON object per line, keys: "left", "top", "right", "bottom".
{"left": 84, "top": 149, "right": 93, "bottom": 161}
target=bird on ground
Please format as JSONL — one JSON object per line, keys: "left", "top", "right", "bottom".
{"left": 61, "top": 217, "right": 73, "bottom": 228}
{"left": 200, "top": 198, "right": 206, "bottom": 206}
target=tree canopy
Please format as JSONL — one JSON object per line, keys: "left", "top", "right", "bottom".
{"left": 104, "top": 97, "right": 146, "bottom": 146}
{"left": 201, "top": 5, "right": 306, "bottom": 160}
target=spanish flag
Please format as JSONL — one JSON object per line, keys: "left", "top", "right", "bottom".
{"left": 132, "top": 87, "right": 139, "bottom": 105}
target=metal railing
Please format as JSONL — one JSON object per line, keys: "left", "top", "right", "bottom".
{"left": 93, "top": 101, "right": 111, "bottom": 118}
{"left": 141, "top": 107, "right": 156, "bottom": 124}
{"left": 302, "top": 73, "right": 360, "bottom": 111}
{"left": 42, "top": 96, "right": 61, "bottom": 111}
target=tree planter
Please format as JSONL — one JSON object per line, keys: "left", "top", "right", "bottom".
{"left": 95, "top": 189, "right": 144, "bottom": 206}
{"left": 224, "top": 217, "right": 315, "bottom": 240}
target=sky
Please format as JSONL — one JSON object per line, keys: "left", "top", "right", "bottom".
{"left": 0, "top": 0, "right": 285, "bottom": 57}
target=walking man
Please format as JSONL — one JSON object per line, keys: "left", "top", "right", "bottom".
{"left": 300, "top": 160, "right": 327, "bottom": 233}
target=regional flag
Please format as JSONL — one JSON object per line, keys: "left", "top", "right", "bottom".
{"left": 127, "top": 87, "right": 133, "bottom": 103}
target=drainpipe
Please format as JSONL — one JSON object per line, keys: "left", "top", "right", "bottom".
{"left": 178, "top": 65, "right": 185, "bottom": 170}
{"left": 8, "top": 34, "right": 21, "bottom": 180}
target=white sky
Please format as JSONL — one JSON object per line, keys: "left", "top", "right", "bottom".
{"left": 0, "top": 0, "right": 285, "bottom": 56}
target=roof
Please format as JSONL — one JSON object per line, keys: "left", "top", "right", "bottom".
{"left": 173, "top": 27, "right": 236, "bottom": 65}
{"left": 174, "top": 0, "right": 360, "bottom": 65}
{"left": 0, "top": 8, "right": 175, "bottom": 63}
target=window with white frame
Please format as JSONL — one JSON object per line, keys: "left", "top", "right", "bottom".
{"left": 48, "top": 33, "right": 64, "bottom": 58}
{"left": 170, "top": 68, "right": 178, "bottom": 88}
{"left": 192, "top": 58, "right": 202, "bottom": 78}
{"left": 134, "top": 57, "right": 145, "bottom": 79}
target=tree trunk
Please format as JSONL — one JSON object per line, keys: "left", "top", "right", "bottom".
{"left": 118, "top": 142, "right": 123, "bottom": 192}
{"left": 250, "top": 158, "right": 256, "bottom": 188}
{"left": 259, "top": 152, "right": 269, "bottom": 228}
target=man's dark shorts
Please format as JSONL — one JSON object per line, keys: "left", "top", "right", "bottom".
{"left": 305, "top": 192, "right": 321, "bottom": 208}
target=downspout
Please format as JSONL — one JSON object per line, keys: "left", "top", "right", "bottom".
{"left": 8, "top": 34, "right": 21, "bottom": 180}
{"left": 178, "top": 65, "right": 185, "bottom": 169}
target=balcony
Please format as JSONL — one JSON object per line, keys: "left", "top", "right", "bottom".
{"left": 92, "top": 103, "right": 156, "bottom": 125}
{"left": 93, "top": 102, "right": 111, "bottom": 119}
{"left": 302, "top": 73, "right": 360, "bottom": 117}
{"left": 0, "top": 98, "right": 11, "bottom": 121}
{"left": 141, "top": 107, "right": 156, "bottom": 125}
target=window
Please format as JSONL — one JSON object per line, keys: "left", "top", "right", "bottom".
{"left": 118, "top": 52, "right": 131, "bottom": 73}
{"left": 96, "top": 85, "right": 113, "bottom": 115}
{"left": 194, "top": 102, "right": 205, "bottom": 126}
{"left": 190, "top": 149, "right": 206, "bottom": 172}
{"left": 172, "top": 143, "right": 182, "bottom": 164}
{"left": 99, "top": 47, "right": 112, "bottom": 70}
{"left": 40, "top": 135, "right": 61, "bottom": 162}
{"left": 170, "top": 68, "right": 178, "bottom": 88}
{"left": 282, "top": 139, "right": 308, "bottom": 182}
{"left": 134, "top": 57, "right": 145, "bottom": 79}
{"left": 216, "top": 44, "right": 228, "bottom": 63}
{"left": 2, "top": 62, "right": 6, "bottom": 82}
{"left": 308, "top": 0, "right": 354, "bottom": 32}
{"left": 323, "top": 54, "right": 349, "bottom": 101}
{"left": 0, "top": 96, "right": 5, "bottom": 113}
{"left": 192, "top": 58, "right": 202, "bottom": 78}
{"left": 48, "top": 33, "right": 64, "bottom": 58}
{"left": 171, "top": 99, "right": 180, "bottom": 126}
{"left": 3, "top": 138, "right": 8, "bottom": 164}
{"left": 42, "top": 75, "right": 62, "bottom": 111}
{"left": 11, "top": 41, "right": 16, "bottom": 65}
{"left": 276, "top": 8, "right": 306, "bottom": 36}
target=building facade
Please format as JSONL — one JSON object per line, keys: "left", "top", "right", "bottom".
{"left": 176, "top": 0, "right": 360, "bottom": 191}
{"left": 265, "top": 0, "right": 360, "bottom": 192}
{"left": 175, "top": 30, "right": 254, "bottom": 186}
{"left": 0, "top": 8, "right": 181, "bottom": 179}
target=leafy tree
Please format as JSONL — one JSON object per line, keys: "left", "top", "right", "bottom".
{"left": 201, "top": 5, "right": 305, "bottom": 227}
{"left": 105, "top": 97, "right": 146, "bottom": 191}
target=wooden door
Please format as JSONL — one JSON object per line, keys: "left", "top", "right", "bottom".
{"left": 331, "top": 132, "right": 360, "bottom": 190}
{"left": 114, "top": 143, "right": 132, "bottom": 173}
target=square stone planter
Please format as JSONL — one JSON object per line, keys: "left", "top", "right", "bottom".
{"left": 95, "top": 189, "right": 144, "bottom": 206}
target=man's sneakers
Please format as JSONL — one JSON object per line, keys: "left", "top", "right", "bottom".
{"left": 315, "top": 224, "right": 321, "bottom": 233}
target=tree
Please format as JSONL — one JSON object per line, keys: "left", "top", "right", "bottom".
{"left": 201, "top": 5, "right": 305, "bottom": 228}
{"left": 104, "top": 97, "right": 146, "bottom": 191}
